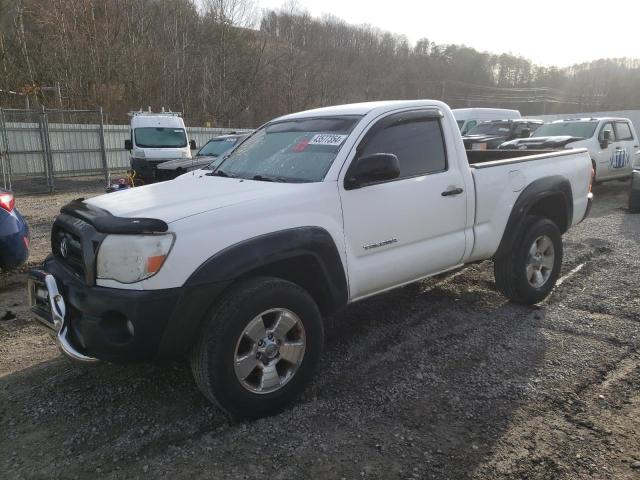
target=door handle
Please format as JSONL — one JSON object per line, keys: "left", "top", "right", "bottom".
{"left": 441, "top": 187, "right": 464, "bottom": 196}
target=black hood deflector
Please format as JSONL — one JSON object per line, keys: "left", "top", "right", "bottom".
{"left": 61, "top": 199, "right": 169, "bottom": 234}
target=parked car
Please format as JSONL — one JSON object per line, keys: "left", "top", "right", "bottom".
{"left": 155, "top": 133, "right": 248, "bottom": 182}
{"left": 0, "top": 189, "right": 29, "bottom": 270}
{"left": 28, "top": 100, "right": 593, "bottom": 419}
{"left": 463, "top": 119, "right": 543, "bottom": 150}
{"left": 453, "top": 108, "right": 521, "bottom": 135}
{"left": 500, "top": 118, "right": 640, "bottom": 182}
{"left": 124, "top": 110, "right": 197, "bottom": 184}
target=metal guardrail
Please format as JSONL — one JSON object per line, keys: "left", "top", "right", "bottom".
{"left": 0, "top": 107, "right": 251, "bottom": 193}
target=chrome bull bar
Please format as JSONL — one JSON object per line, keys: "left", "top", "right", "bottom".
{"left": 27, "top": 269, "right": 98, "bottom": 363}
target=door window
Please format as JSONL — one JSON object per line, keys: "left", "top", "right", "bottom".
{"left": 599, "top": 123, "right": 617, "bottom": 142}
{"left": 514, "top": 123, "right": 528, "bottom": 136}
{"left": 615, "top": 122, "right": 634, "bottom": 141}
{"left": 462, "top": 120, "right": 477, "bottom": 135}
{"left": 528, "top": 123, "right": 542, "bottom": 133}
{"left": 358, "top": 115, "right": 447, "bottom": 180}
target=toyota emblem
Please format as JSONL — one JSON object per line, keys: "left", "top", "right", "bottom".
{"left": 60, "top": 237, "right": 69, "bottom": 258}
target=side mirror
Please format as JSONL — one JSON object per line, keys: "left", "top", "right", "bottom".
{"left": 345, "top": 153, "right": 400, "bottom": 189}
{"left": 124, "top": 139, "right": 133, "bottom": 151}
{"left": 190, "top": 140, "right": 197, "bottom": 150}
{"left": 519, "top": 128, "right": 531, "bottom": 138}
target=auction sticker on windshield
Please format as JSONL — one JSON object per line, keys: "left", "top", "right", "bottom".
{"left": 309, "top": 134, "right": 348, "bottom": 146}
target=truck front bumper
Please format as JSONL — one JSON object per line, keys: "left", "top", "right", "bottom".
{"left": 28, "top": 257, "right": 227, "bottom": 363}
{"left": 130, "top": 157, "right": 169, "bottom": 184}
{"left": 580, "top": 192, "right": 594, "bottom": 223}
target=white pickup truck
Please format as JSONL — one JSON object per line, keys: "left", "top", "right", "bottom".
{"left": 28, "top": 100, "right": 593, "bottom": 419}
{"left": 500, "top": 117, "right": 639, "bottom": 183}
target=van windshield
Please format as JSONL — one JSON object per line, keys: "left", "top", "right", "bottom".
{"left": 134, "top": 127, "right": 187, "bottom": 148}
{"left": 211, "top": 116, "right": 361, "bottom": 183}
{"left": 532, "top": 121, "right": 598, "bottom": 138}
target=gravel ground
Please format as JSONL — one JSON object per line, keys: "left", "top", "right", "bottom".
{"left": 0, "top": 180, "right": 639, "bottom": 479}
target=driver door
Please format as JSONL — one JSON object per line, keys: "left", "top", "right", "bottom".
{"left": 595, "top": 122, "right": 619, "bottom": 180}
{"left": 339, "top": 110, "right": 468, "bottom": 299}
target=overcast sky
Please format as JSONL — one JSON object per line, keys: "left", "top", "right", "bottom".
{"left": 257, "top": 0, "right": 640, "bottom": 67}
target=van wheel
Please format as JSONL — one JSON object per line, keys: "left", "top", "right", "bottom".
{"left": 190, "top": 277, "right": 323, "bottom": 420}
{"left": 494, "top": 216, "right": 563, "bottom": 305}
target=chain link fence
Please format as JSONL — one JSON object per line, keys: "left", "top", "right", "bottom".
{"left": 0, "top": 107, "right": 251, "bottom": 193}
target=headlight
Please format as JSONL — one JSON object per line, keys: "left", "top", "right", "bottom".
{"left": 96, "top": 234, "right": 174, "bottom": 283}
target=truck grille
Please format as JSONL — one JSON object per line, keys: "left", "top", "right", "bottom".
{"left": 52, "top": 225, "right": 85, "bottom": 278}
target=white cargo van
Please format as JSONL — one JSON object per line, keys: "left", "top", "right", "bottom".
{"left": 453, "top": 108, "right": 521, "bottom": 135}
{"left": 124, "top": 111, "right": 196, "bottom": 184}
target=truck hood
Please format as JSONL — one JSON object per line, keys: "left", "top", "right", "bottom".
{"left": 500, "top": 136, "right": 584, "bottom": 150}
{"left": 85, "top": 174, "right": 303, "bottom": 224}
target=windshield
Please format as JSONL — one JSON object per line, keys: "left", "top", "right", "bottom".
{"left": 212, "top": 116, "right": 361, "bottom": 183}
{"left": 532, "top": 121, "right": 598, "bottom": 138}
{"left": 466, "top": 122, "right": 512, "bottom": 136}
{"left": 134, "top": 127, "right": 187, "bottom": 148}
{"left": 198, "top": 138, "right": 239, "bottom": 157}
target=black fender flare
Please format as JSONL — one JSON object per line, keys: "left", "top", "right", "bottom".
{"left": 185, "top": 226, "right": 349, "bottom": 313}
{"left": 494, "top": 176, "right": 573, "bottom": 259}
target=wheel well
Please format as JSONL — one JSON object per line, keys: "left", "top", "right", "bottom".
{"left": 528, "top": 194, "right": 569, "bottom": 233}
{"left": 240, "top": 255, "right": 336, "bottom": 316}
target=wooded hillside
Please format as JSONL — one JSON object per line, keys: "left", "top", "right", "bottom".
{"left": 2, "top": 0, "right": 639, "bottom": 126}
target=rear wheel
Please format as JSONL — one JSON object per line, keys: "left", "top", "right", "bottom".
{"left": 190, "top": 277, "right": 323, "bottom": 419}
{"left": 494, "top": 216, "right": 563, "bottom": 305}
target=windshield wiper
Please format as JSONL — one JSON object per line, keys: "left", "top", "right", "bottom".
{"left": 252, "top": 174, "right": 288, "bottom": 183}
{"left": 206, "top": 169, "right": 236, "bottom": 178}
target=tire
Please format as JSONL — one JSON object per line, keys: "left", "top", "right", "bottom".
{"left": 494, "top": 216, "right": 563, "bottom": 305}
{"left": 190, "top": 276, "right": 324, "bottom": 420}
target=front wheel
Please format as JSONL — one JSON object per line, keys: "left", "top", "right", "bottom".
{"left": 494, "top": 216, "right": 563, "bottom": 305}
{"left": 190, "top": 277, "right": 323, "bottom": 419}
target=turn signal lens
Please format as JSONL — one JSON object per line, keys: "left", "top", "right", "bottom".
{"left": 589, "top": 167, "right": 595, "bottom": 193}
{"left": 147, "top": 255, "right": 167, "bottom": 274}
{"left": 0, "top": 192, "right": 15, "bottom": 212}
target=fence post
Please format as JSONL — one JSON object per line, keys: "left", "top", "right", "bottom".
{"left": 37, "top": 107, "right": 50, "bottom": 192}
{"left": 41, "top": 106, "right": 55, "bottom": 192}
{"left": 98, "top": 107, "right": 109, "bottom": 188}
{"left": 0, "top": 108, "right": 9, "bottom": 190}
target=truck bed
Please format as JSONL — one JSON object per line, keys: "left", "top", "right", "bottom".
{"left": 466, "top": 149, "right": 560, "bottom": 166}
{"left": 465, "top": 148, "right": 592, "bottom": 263}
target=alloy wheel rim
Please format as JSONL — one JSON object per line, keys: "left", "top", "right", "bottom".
{"left": 233, "top": 308, "right": 306, "bottom": 394}
{"left": 526, "top": 235, "right": 555, "bottom": 288}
